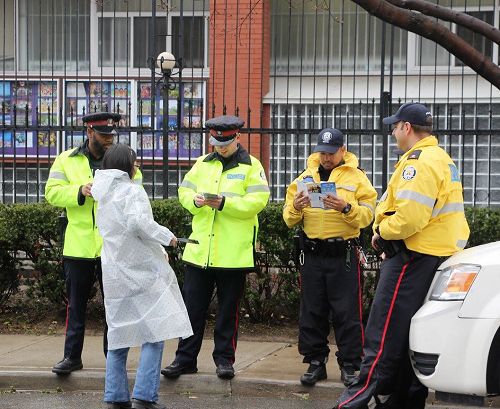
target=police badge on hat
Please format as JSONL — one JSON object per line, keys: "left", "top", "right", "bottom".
{"left": 322, "top": 132, "right": 332, "bottom": 143}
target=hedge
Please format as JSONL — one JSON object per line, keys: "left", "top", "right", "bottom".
{"left": 1, "top": 201, "right": 499, "bottom": 323}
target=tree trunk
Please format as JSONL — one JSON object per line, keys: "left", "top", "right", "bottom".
{"left": 386, "top": 0, "right": 500, "bottom": 45}
{"left": 352, "top": 0, "right": 500, "bottom": 89}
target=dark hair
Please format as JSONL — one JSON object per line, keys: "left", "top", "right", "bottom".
{"left": 411, "top": 124, "right": 433, "bottom": 135}
{"left": 102, "top": 143, "right": 137, "bottom": 179}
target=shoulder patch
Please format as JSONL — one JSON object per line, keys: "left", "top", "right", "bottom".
{"left": 408, "top": 149, "right": 422, "bottom": 160}
{"left": 402, "top": 165, "right": 417, "bottom": 181}
{"left": 449, "top": 164, "right": 460, "bottom": 182}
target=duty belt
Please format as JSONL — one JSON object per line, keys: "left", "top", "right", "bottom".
{"left": 303, "top": 236, "right": 350, "bottom": 257}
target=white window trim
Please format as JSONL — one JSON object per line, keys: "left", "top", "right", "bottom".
{"left": 407, "top": 5, "right": 499, "bottom": 75}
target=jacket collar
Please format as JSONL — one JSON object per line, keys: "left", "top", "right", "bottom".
{"left": 395, "top": 135, "right": 438, "bottom": 167}
{"left": 306, "top": 150, "right": 358, "bottom": 173}
{"left": 203, "top": 144, "right": 252, "bottom": 169}
{"left": 69, "top": 139, "right": 90, "bottom": 158}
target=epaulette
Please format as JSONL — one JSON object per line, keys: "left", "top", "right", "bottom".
{"left": 408, "top": 149, "right": 422, "bottom": 160}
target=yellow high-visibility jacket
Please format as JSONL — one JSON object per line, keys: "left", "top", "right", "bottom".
{"left": 45, "top": 144, "right": 142, "bottom": 259}
{"left": 374, "top": 136, "right": 470, "bottom": 257}
{"left": 283, "top": 151, "right": 377, "bottom": 240}
{"left": 178, "top": 146, "right": 270, "bottom": 270}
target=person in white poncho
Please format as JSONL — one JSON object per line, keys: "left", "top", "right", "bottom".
{"left": 91, "top": 144, "right": 193, "bottom": 409}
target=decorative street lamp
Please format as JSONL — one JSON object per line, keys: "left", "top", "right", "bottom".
{"left": 156, "top": 51, "right": 178, "bottom": 199}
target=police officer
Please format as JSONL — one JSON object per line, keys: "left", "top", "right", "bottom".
{"left": 46, "top": 112, "right": 142, "bottom": 375}
{"left": 284, "top": 129, "right": 377, "bottom": 387}
{"left": 333, "top": 103, "right": 470, "bottom": 409}
{"left": 161, "top": 115, "right": 270, "bottom": 380}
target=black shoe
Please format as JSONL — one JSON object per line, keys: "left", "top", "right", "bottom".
{"left": 300, "top": 361, "right": 327, "bottom": 386}
{"left": 107, "top": 402, "right": 132, "bottom": 409}
{"left": 131, "top": 399, "right": 166, "bottom": 409}
{"left": 216, "top": 362, "right": 235, "bottom": 380}
{"left": 51, "top": 357, "right": 83, "bottom": 375}
{"left": 161, "top": 360, "right": 198, "bottom": 378}
{"left": 340, "top": 364, "right": 357, "bottom": 387}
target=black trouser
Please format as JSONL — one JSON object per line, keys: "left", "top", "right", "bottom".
{"left": 175, "top": 265, "right": 246, "bottom": 367}
{"left": 335, "top": 251, "right": 442, "bottom": 409}
{"left": 63, "top": 258, "right": 107, "bottom": 360}
{"left": 299, "top": 245, "right": 364, "bottom": 369}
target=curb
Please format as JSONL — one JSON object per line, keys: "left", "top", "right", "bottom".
{"left": 1, "top": 370, "right": 499, "bottom": 407}
{"left": 0, "top": 369, "right": 342, "bottom": 400}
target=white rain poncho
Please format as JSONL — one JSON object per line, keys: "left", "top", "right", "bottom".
{"left": 91, "top": 169, "right": 193, "bottom": 350}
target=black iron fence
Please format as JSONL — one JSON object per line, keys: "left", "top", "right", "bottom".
{"left": 1, "top": 0, "right": 499, "bottom": 206}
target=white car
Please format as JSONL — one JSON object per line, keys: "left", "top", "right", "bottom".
{"left": 410, "top": 241, "right": 500, "bottom": 396}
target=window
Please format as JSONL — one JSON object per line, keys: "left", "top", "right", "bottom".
{"left": 416, "top": 10, "right": 496, "bottom": 67}
{"left": 98, "top": 0, "right": 208, "bottom": 13}
{"left": 18, "top": 0, "right": 90, "bottom": 71}
{"left": 133, "top": 17, "right": 168, "bottom": 69}
{"left": 96, "top": 15, "right": 207, "bottom": 69}
{"left": 455, "top": 11, "right": 495, "bottom": 66}
{"left": 98, "top": 18, "right": 130, "bottom": 67}
{"left": 0, "top": 0, "right": 15, "bottom": 71}
{"left": 172, "top": 16, "right": 205, "bottom": 69}
{"left": 271, "top": 1, "right": 407, "bottom": 74}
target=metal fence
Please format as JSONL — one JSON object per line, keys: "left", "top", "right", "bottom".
{"left": 1, "top": 0, "right": 499, "bottom": 206}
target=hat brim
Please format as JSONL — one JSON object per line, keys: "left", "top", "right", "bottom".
{"left": 209, "top": 135, "right": 236, "bottom": 147}
{"left": 313, "top": 144, "right": 341, "bottom": 154}
{"left": 382, "top": 115, "right": 401, "bottom": 125}
{"left": 92, "top": 126, "right": 117, "bottom": 136}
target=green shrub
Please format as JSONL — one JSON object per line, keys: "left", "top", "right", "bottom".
{"left": 0, "top": 240, "right": 19, "bottom": 309}
{"left": 465, "top": 207, "right": 500, "bottom": 247}
{"left": 1, "top": 201, "right": 499, "bottom": 323}
{"left": 0, "top": 202, "right": 64, "bottom": 306}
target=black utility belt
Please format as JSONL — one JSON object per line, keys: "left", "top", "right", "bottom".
{"left": 303, "top": 236, "right": 351, "bottom": 256}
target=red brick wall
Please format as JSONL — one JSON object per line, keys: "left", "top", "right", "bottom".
{"left": 208, "top": 0, "right": 270, "bottom": 170}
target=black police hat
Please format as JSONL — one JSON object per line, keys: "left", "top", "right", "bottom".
{"left": 82, "top": 112, "right": 121, "bottom": 135}
{"left": 205, "top": 115, "right": 245, "bottom": 146}
{"left": 313, "top": 128, "right": 344, "bottom": 154}
{"left": 383, "top": 102, "right": 433, "bottom": 127}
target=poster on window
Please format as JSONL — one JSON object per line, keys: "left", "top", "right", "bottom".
{"left": 0, "top": 80, "right": 58, "bottom": 158}
{"left": 65, "top": 81, "right": 131, "bottom": 127}
{"left": 136, "top": 81, "right": 205, "bottom": 160}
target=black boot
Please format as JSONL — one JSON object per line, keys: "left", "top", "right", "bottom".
{"left": 300, "top": 361, "right": 327, "bottom": 386}
{"left": 131, "top": 399, "right": 166, "bottom": 409}
{"left": 340, "top": 364, "right": 357, "bottom": 387}
{"left": 52, "top": 357, "right": 83, "bottom": 375}
{"left": 161, "top": 360, "right": 198, "bottom": 378}
{"left": 216, "top": 362, "right": 235, "bottom": 379}
{"left": 107, "top": 402, "right": 132, "bottom": 409}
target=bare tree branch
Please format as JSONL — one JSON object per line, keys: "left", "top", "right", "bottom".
{"left": 352, "top": 0, "right": 500, "bottom": 89}
{"left": 386, "top": 0, "right": 500, "bottom": 45}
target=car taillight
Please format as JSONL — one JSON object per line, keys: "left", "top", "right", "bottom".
{"left": 429, "top": 264, "right": 480, "bottom": 301}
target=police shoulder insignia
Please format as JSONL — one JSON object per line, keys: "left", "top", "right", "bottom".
{"left": 402, "top": 165, "right": 417, "bottom": 181}
{"left": 408, "top": 149, "right": 422, "bottom": 160}
{"left": 449, "top": 164, "right": 460, "bottom": 182}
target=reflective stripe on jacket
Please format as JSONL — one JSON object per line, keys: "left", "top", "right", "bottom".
{"left": 178, "top": 147, "right": 270, "bottom": 270}
{"left": 374, "top": 136, "right": 470, "bottom": 257}
{"left": 45, "top": 145, "right": 142, "bottom": 258}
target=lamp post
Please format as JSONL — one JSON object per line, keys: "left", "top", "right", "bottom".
{"left": 156, "top": 51, "right": 176, "bottom": 199}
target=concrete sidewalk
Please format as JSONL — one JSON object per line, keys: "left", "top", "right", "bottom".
{"left": 1, "top": 334, "right": 497, "bottom": 407}
{"left": 0, "top": 334, "right": 343, "bottom": 400}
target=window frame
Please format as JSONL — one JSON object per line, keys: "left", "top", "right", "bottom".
{"left": 407, "top": 4, "right": 499, "bottom": 75}
{"left": 89, "top": 1, "right": 210, "bottom": 78}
